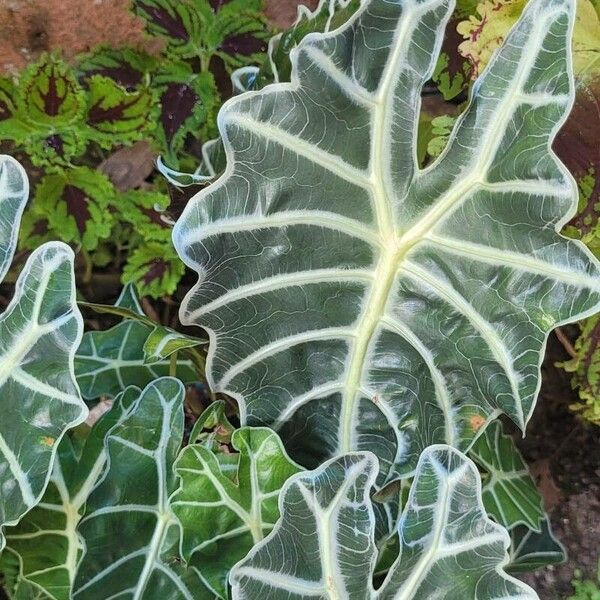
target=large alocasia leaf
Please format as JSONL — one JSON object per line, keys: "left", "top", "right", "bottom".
{"left": 230, "top": 446, "right": 536, "bottom": 599}
{"left": 0, "top": 157, "right": 87, "bottom": 549}
{"left": 171, "top": 427, "right": 301, "bottom": 599}
{"left": 173, "top": 0, "right": 600, "bottom": 481}
{"left": 73, "top": 378, "right": 213, "bottom": 599}
{"left": 0, "top": 387, "right": 139, "bottom": 599}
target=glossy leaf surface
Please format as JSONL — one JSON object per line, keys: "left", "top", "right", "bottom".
{"left": 73, "top": 378, "right": 213, "bottom": 599}
{"left": 75, "top": 285, "right": 197, "bottom": 398}
{"left": 0, "top": 157, "right": 86, "bottom": 546}
{"left": 231, "top": 446, "right": 536, "bottom": 599}
{"left": 174, "top": 0, "right": 600, "bottom": 480}
{"left": 469, "top": 420, "right": 544, "bottom": 531}
{"left": 172, "top": 427, "right": 301, "bottom": 598}
{"left": 0, "top": 388, "right": 138, "bottom": 599}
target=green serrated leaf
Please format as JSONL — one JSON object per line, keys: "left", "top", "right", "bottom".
{"left": 122, "top": 238, "right": 186, "bottom": 299}
{"left": 231, "top": 446, "right": 536, "bottom": 599}
{"left": 469, "top": 421, "right": 544, "bottom": 531}
{"left": 16, "top": 54, "right": 87, "bottom": 167}
{"left": 173, "top": 0, "right": 600, "bottom": 481}
{"left": 153, "top": 67, "right": 220, "bottom": 167}
{"left": 171, "top": 427, "right": 301, "bottom": 598}
{"left": 432, "top": 53, "right": 467, "bottom": 101}
{"left": 77, "top": 47, "right": 157, "bottom": 89}
{"left": 426, "top": 115, "right": 457, "bottom": 159}
{"left": 72, "top": 378, "right": 214, "bottom": 599}
{"left": 18, "top": 54, "right": 85, "bottom": 127}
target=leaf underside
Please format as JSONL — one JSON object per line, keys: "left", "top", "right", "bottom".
{"left": 173, "top": 0, "right": 600, "bottom": 481}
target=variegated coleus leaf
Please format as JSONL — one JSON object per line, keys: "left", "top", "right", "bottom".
{"left": 73, "top": 378, "right": 215, "bottom": 599}
{"left": 173, "top": 0, "right": 600, "bottom": 482}
{"left": 0, "top": 387, "right": 139, "bottom": 600}
{"left": 0, "top": 157, "right": 88, "bottom": 549}
{"left": 231, "top": 446, "right": 536, "bottom": 599}
{"left": 171, "top": 427, "right": 301, "bottom": 599}
{"left": 469, "top": 420, "right": 544, "bottom": 531}
{"left": 74, "top": 285, "right": 198, "bottom": 399}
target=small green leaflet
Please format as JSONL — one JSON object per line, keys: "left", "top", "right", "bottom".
{"left": 75, "top": 285, "right": 198, "bottom": 398}
{"left": 188, "top": 400, "right": 234, "bottom": 447}
{"left": 230, "top": 446, "right": 536, "bottom": 599}
{"left": 0, "top": 388, "right": 139, "bottom": 600}
{"left": 73, "top": 378, "right": 214, "bottom": 599}
{"left": 469, "top": 420, "right": 544, "bottom": 531}
{"left": 507, "top": 519, "right": 566, "bottom": 574}
{"left": 171, "top": 427, "right": 301, "bottom": 599}
{"left": 0, "top": 157, "right": 87, "bottom": 550}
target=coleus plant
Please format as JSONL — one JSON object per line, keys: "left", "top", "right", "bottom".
{"left": 0, "top": 0, "right": 599, "bottom": 598}
{"left": 0, "top": 0, "right": 272, "bottom": 299}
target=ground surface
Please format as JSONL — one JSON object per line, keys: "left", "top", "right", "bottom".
{"left": 0, "top": 1, "right": 598, "bottom": 598}
{"left": 0, "top": 0, "right": 318, "bottom": 73}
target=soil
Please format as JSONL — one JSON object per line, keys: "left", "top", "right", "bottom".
{"left": 515, "top": 329, "right": 600, "bottom": 599}
{"left": 0, "top": 1, "right": 598, "bottom": 598}
{"left": 0, "top": 0, "right": 317, "bottom": 74}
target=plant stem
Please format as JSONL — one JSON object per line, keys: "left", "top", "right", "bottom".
{"left": 169, "top": 351, "right": 178, "bottom": 378}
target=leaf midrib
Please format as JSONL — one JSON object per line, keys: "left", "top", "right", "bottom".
{"left": 338, "top": 7, "right": 559, "bottom": 450}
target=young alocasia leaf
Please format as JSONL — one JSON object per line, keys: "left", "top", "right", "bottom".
{"left": 469, "top": 420, "right": 544, "bottom": 531}
{"left": 73, "top": 378, "right": 213, "bottom": 599}
{"left": 171, "top": 427, "right": 301, "bottom": 599}
{"left": 188, "top": 400, "right": 235, "bottom": 447}
{"left": 230, "top": 446, "right": 536, "bottom": 599}
{"left": 75, "top": 285, "right": 197, "bottom": 398}
{"left": 0, "top": 387, "right": 139, "bottom": 599}
{"left": 173, "top": 0, "right": 600, "bottom": 481}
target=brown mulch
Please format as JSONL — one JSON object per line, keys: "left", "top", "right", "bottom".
{"left": 0, "top": 0, "right": 317, "bottom": 74}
